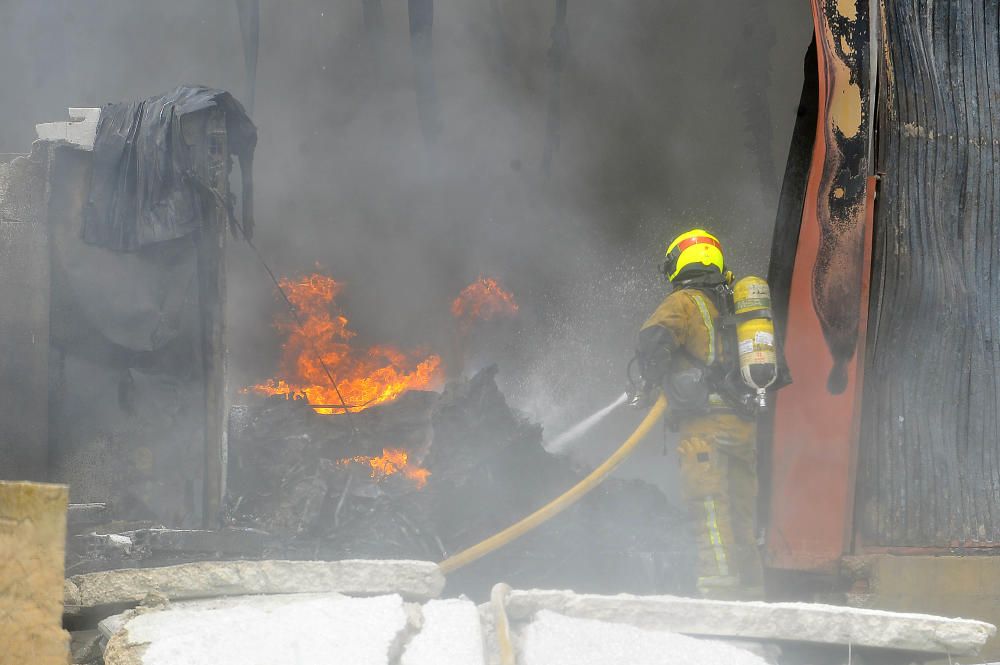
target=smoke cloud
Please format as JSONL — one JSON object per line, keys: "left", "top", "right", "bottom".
{"left": 0, "top": 0, "right": 812, "bottom": 493}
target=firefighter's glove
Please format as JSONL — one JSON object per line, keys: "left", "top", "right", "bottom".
{"left": 636, "top": 326, "right": 675, "bottom": 388}
{"left": 628, "top": 381, "right": 659, "bottom": 410}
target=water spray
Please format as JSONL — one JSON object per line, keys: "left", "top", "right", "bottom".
{"left": 545, "top": 392, "right": 629, "bottom": 454}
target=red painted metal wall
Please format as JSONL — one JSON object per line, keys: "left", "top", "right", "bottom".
{"left": 766, "top": 0, "right": 876, "bottom": 572}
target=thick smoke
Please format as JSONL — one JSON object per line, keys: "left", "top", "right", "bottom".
{"left": 0, "top": 0, "right": 811, "bottom": 493}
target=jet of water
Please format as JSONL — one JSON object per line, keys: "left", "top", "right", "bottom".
{"left": 545, "top": 392, "right": 629, "bottom": 454}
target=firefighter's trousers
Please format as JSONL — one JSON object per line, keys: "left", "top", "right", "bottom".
{"left": 676, "top": 411, "right": 762, "bottom": 599}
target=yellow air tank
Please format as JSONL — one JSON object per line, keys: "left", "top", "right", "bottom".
{"left": 732, "top": 276, "right": 778, "bottom": 410}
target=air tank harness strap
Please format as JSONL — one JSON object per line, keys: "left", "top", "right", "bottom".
{"left": 719, "top": 309, "right": 775, "bottom": 326}
{"left": 683, "top": 291, "right": 717, "bottom": 366}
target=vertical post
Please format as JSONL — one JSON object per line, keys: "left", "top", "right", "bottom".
{"left": 191, "top": 109, "right": 229, "bottom": 529}
{"left": 0, "top": 151, "right": 50, "bottom": 481}
{"left": 0, "top": 481, "right": 70, "bottom": 663}
{"left": 363, "top": 0, "right": 385, "bottom": 35}
{"left": 234, "top": 0, "right": 259, "bottom": 115}
{"left": 542, "top": 0, "right": 569, "bottom": 174}
{"left": 409, "top": 0, "right": 441, "bottom": 140}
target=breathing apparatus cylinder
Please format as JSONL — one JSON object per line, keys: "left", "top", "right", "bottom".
{"left": 732, "top": 276, "right": 778, "bottom": 410}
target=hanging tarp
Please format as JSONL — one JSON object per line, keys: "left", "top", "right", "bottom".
{"left": 83, "top": 85, "right": 256, "bottom": 251}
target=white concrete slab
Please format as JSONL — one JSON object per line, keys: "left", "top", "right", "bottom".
{"left": 103, "top": 593, "right": 409, "bottom": 665}
{"left": 66, "top": 559, "right": 445, "bottom": 609}
{"left": 35, "top": 108, "right": 100, "bottom": 149}
{"left": 522, "top": 610, "right": 768, "bottom": 665}
{"left": 505, "top": 589, "right": 997, "bottom": 656}
{"left": 401, "top": 599, "right": 485, "bottom": 665}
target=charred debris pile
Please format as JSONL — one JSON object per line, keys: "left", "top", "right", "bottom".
{"left": 71, "top": 367, "right": 693, "bottom": 597}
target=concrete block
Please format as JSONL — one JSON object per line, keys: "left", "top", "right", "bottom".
{"left": 522, "top": 610, "right": 768, "bottom": 665}
{"left": 68, "top": 559, "right": 445, "bottom": 609}
{"left": 35, "top": 108, "right": 100, "bottom": 150}
{"left": 103, "top": 593, "right": 410, "bottom": 665}
{"left": 0, "top": 481, "right": 71, "bottom": 665}
{"left": 504, "top": 589, "right": 995, "bottom": 656}
{"left": 401, "top": 599, "right": 485, "bottom": 665}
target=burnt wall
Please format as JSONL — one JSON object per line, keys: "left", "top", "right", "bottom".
{"left": 859, "top": 0, "right": 1000, "bottom": 547}
{"left": 45, "top": 144, "right": 209, "bottom": 526}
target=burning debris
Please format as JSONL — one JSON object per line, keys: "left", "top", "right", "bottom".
{"left": 250, "top": 272, "right": 443, "bottom": 413}
{"left": 338, "top": 448, "right": 431, "bottom": 489}
{"left": 227, "top": 367, "right": 693, "bottom": 597}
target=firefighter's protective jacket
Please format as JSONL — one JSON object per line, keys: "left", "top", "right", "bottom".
{"left": 640, "top": 286, "right": 722, "bottom": 377}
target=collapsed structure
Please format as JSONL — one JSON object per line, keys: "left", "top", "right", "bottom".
{"left": 0, "top": 91, "right": 254, "bottom": 531}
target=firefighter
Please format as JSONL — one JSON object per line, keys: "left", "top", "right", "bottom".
{"left": 633, "top": 228, "right": 765, "bottom": 600}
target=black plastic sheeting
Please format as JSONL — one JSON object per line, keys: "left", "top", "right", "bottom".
{"left": 83, "top": 85, "right": 256, "bottom": 252}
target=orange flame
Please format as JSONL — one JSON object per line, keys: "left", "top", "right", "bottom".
{"left": 451, "top": 276, "right": 519, "bottom": 332}
{"left": 251, "top": 272, "right": 442, "bottom": 413}
{"left": 339, "top": 448, "right": 430, "bottom": 488}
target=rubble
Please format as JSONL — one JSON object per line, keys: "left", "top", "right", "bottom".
{"left": 503, "top": 589, "right": 997, "bottom": 655}
{"left": 65, "top": 563, "right": 1000, "bottom": 664}
{"left": 226, "top": 367, "right": 692, "bottom": 597}
{"left": 67, "top": 527, "right": 270, "bottom": 576}
{"left": 66, "top": 559, "right": 444, "bottom": 609}
{"left": 56, "top": 374, "right": 1000, "bottom": 664}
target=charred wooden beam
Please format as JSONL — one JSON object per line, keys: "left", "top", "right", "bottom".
{"left": 362, "top": 0, "right": 384, "bottom": 36}
{"left": 409, "top": 0, "right": 441, "bottom": 140}
{"left": 234, "top": 0, "right": 259, "bottom": 114}
{"left": 190, "top": 109, "right": 230, "bottom": 530}
{"left": 542, "top": 0, "right": 569, "bottom": 175}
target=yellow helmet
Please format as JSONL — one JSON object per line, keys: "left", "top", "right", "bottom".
{"left": 660, "top": 229, "right": 724, "bottom": 281}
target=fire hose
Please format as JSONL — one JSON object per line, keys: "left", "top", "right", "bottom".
{"left": 438, "top": 393, "right": 667, "bottom": 574}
